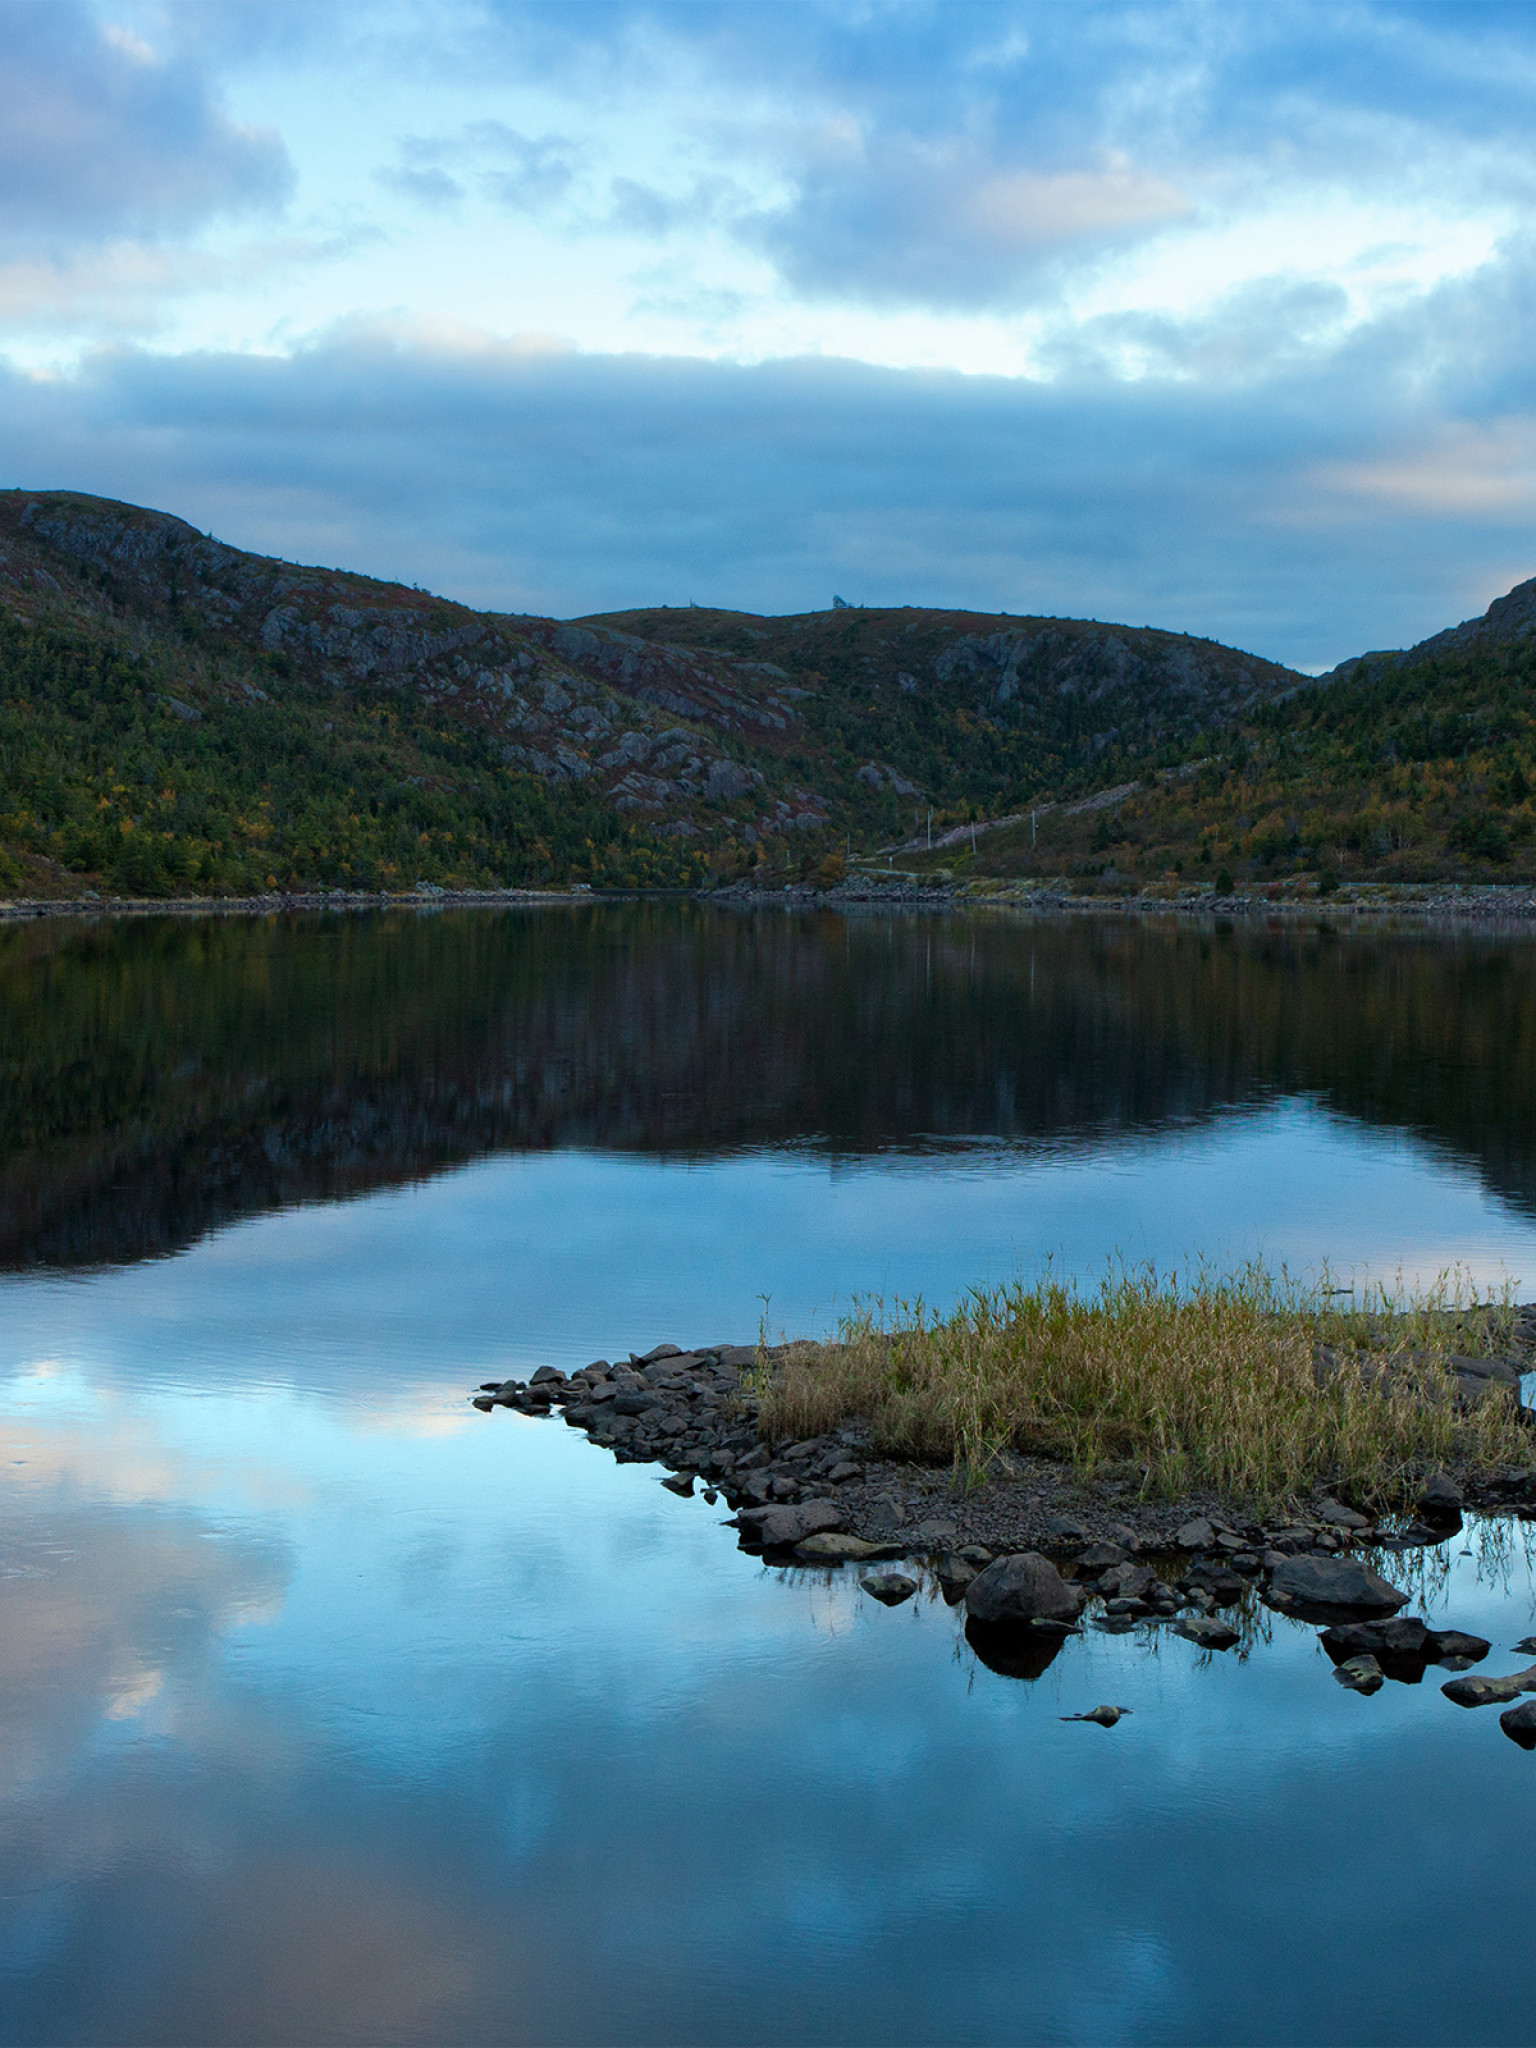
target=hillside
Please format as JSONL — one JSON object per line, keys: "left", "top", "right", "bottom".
{"left": 893, "top": 577, "right": 1536, "bottom": 894}
{"left": 0, "top": 490, "right": 1302, "bottom": 897}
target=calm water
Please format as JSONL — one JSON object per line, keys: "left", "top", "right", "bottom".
{"left": 2, "top": 904, "right": 1536, "bottom": 2045}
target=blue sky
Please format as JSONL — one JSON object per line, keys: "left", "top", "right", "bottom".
{"left": 6, "top": 1, "right": 1536, "bottom": 666}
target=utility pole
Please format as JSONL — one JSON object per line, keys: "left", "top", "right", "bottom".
{"left": 927, "top": 807, "right": 932, "bottom": 849}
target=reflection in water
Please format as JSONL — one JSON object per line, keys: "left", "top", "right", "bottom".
{"left": 4, "top": 908, "right": 1536, "bottom": 2043}
{"left": 5, "top": 904, "right": 1536, "bottom": 1266}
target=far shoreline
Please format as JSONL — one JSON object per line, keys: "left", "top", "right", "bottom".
{"left": 11, "top": 875, "right": 1536, "bottom": 927}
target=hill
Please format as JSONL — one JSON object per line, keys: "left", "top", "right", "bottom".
{"left": 0, "top": 489, "right": 1302, "bottom": 897}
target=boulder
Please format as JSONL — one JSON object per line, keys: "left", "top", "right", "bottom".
{"left": 529, "top": 1365, "right": 566, "bottom": 1385}
{"left": 1320, "top": 1618, "right": 1428, "bottom": 1662}
{"left": 1499, "top": 1698, "right": 1536, "bottom": 1749}
{"left": 1423, "top": 1629, "right": 1491, "bottom": 1666}
{"left": 1099, "top": 1562, "right": 1159, "bottom": 1601}
{"left": 1045, "top": 1515, "right": 1091, "bottom": 1545}
{"left": 1176, "top": 1518, "right": 1215, "bottom": 1551}
{"left": 737, "top": 1498, "right": 844, "bottom": 1548}
{"left": 1268, "top": 1554, "right": 1408, "bottom": 1614}
{"left": 964, "top": 1552, "right": 1085, "bottom": 1626}
{"left": 660, "top": 1473, "right": 694, "bottom": 1497}
{"left": 1075, "top": 1543, "right": 1129, "bottom": 1571}
{"left": 860, "top": 1573, "right": 918, "bottom": 1606}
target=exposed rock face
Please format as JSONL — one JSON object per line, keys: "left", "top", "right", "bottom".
{"left": 963, "top": 1552, "right": 1085, "bottom": 1626}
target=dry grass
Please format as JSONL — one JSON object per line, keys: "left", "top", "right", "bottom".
{"left": 753, "top": 1265, "right": 1534, "bottom": 1510}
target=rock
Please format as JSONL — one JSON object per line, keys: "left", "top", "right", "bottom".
{"left": 1268, "top": 1554, "right": 1408, "bottom": 1614}
{"left": 1320, "top": 1618, "right": 1429, "bottom": 1662}
{"left": 1334, "top": 1655, "right": 1385, "bottom": 1694}
{"left": 795, "top": 1533, "right": 897, "bottom": 1562}
{"left": 1499, "top": 1698, "right": 1536, "bottom": 1749}
{"left": 1423, "top": 1629, "right": 1491, "bottom": 1666}
{"left": 639, "top": 1343, "right": 683, "bottom": 1363}
{"left": 965, "top": 1552, "right": 1085, "bottom": 1626}
{"left": 529, "top": 1365, "right": 565, "bottom": 1385}
{"left": 1092, "top": 1614, "right": 1137, "bottom": 1633}
{"left": 477, "top": 1382, "right": 501, "bottom": 1393}
{"left": 1106, "top": 1523, "right": 1143, "bottom": 1553}
{"left": 1317, "top": 1498, "right": 1372, "bottom": 1531}
{"left": 1176, "top": 1518, "right": 1215, "bottom": 1550}
{"left": 1441, "top": 1665, "right": 1536, "bottom": 1708}
{"left": 661, "top": 1473, "right": 694, "bottom": 1497}
{"left": 1174, "top": 1617, "right": 1240, "bottom": 1651}
{"left": 1099, "top": 1562, "right": 1158, "bottom": 1601}
{"left": 861, "top": 1573, "right": 918, "bottom": 1605}
{"left": 1045, "top": 1515, "right": 1091, "bottom": 1545}
{"left": 936, "top": 1554, "right": 978, "bottom": 1603}
{"left": 1419, "top": 1472, "right": 1463, "bottom": 1519}
{"left": 613, "top": 1391, "right": 658, "bottom": 1416}
{"left": 907, "top": 1517, "right": 959, "bottom": 1547}
{"left": 471, "top": 1394, "right": 495, "bottom": 1412}
{"left": 1514, "top": 1637, "right": 1536, "bottom": 1655}
{"left": 737, "top": 1499, "right": 844, "bottom": 1548}
{"left": 1062, "top": 1705, "right": 1132, "bottom": 1726}
{"left": 826, "top": 1461, "right": 862, "bottom": 1484}
{"left": 1075, "top": 1543, "right": 1129, "bottom": 1571}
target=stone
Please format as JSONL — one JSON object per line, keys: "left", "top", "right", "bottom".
{"left": 1419, "top": 1472, "right": 1463, "bottom": 1519}
{"left": 964, "top": 1552, "right": 1085, "bottom": 1627}
{"left": 737, "top": 1499, "right": 844, "bottom": 1548}
{"left": 1062, "top": 1705, "right": 1131, "bottom": 1726}
{"left": 861, "top": 1573, "right": 918, "bottom": 1606}
{"left": 936, "top": 1554, "right": 978, "bottom": 1603}
{"left": 1075, "top": 1543, "right": 1129, "bottom": 1571}
{"left": 639, "top": 1343, "right": 683, "bottom": 1363}
{"left": 477, "top": 1382, "right": 501, "bottom": 1393}
{"left": 1268, "top": 1554, "right": 1409, "bottom": 1614}
{"left": 1320, "top": 1618, "right": 1429, "bottom": 1662}
{"left": 471, "top": 1394, "right": 494, "bottom": 1412}
{"left": 826, "top": 1461, "right": 862, "bottom": 1484}
{"left": 1423, "top": 1629, "right": 1491, "bottom": 1666}
{"left": 1513, "top": 1637, "right": 1536, "bottom": 1655}
{"left": 1334, "top": 1655, "right": 1385, "bottom": 1694}
{"left": 613, "top": 1391, "right": 658, "bottom": 1416}
{"left": 1441, "top": 1665, "right": 1536, "bottom": 1709}
{"left": 661, "top": 1473, "right": 694, "bottom": 1497}
{"left": 1099, "top": 1562, "right": 1158, "bottom": 1602}
{"left": 1499, "top": 1698, "right": 1536, "bottom": 1749}
{"left": 1106, "top": 1523, "right": 1143, "bottom": 1553}
{"left": 795, "top": 1533, "right": 898, "bottom": 1562}
{"left": 1176, "top": 1518, "right": 1215, "bottom": 1550}
{"left": 1174, "top": 1617, "right": 1240, "bottom": 1651}
{"left": 907, "top": 1517, "right": 959, "bottom": 1547}
{"left": 1045, "top": 1515, "right": 1092, "bottom": 1545}
{"left": 529, "top": 1365, "right": 566, "bottom": 1385}
{"left": 1317, "top": 1498, "right": 1372, "bottom": 1531}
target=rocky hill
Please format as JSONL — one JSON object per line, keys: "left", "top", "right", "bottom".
{"left": 0, "top": 489, "right": 1305, "bottom": 895}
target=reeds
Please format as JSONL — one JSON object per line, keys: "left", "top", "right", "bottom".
{"left": 754, "top": 1263, "right": 1533, "bottom": 1510}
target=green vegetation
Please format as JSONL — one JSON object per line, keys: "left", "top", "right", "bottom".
{"left": 754, "top": 1265, "right": 1534, "bottom": 1509}
{"left": 0, "top": 611, "right": 704, "bottom": 895}
{"left": 905, "top": 641, "right": 1536, "bottom": 892}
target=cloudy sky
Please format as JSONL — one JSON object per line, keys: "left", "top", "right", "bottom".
{"left": 6, "top": 0, "right": 1536, "bottom": 667}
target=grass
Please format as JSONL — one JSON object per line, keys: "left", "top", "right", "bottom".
{"left": 752, "top": 1264, "right": 1535, "bottom": 1511}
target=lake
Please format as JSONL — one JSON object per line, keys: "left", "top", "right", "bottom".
{"left": 2, "top": 903, "right": 1535, "bottom": 2045}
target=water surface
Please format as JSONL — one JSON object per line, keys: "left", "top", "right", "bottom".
{"left": 3, "top": 905, "right": 1535, "bottom": 2045}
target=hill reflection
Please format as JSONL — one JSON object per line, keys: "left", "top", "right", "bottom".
{"left": 2, "top": 903, "right": 1534, "bottom": 1268}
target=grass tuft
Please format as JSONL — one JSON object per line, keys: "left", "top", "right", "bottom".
{"left": 756, "top": 1263, "right": 1533, "bottom": 1511}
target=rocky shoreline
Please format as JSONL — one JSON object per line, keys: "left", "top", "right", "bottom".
{"left": 12, "top": 876, "right": 1536, "bottom": 925}
{"left": 470, "top": 1338, "right": 1536, "bottom": 1742}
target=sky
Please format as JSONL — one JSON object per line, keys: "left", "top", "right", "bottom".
{"left": 5, "top": 1, "right": 1536, "bottom": 668}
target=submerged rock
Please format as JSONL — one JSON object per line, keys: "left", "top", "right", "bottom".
{"left": 1334, "top": 1654, "right": 1385, "bottom": 1694}
{"left": 795, "top": 1532, "right": 896, "bottom": 1562}
{"left": 1174, "top": 1617, "right": 1240, "bottom": 1651}
{"left": 1062, "top": 1705, "right": 1132, "bottom": 1727}
{"left": 964, "top": 1552, "right": 1085, "bottom": 1626}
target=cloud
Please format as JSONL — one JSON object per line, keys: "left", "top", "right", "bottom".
{"left": 3, "top": 286, "right": 1535, "bottom": 671}
{"left": 381, "top": 120, "right": 583, "bottom": 218}
{"left": 751, "top": 135, "right": 1191, "bottom": 310}
{"left": 1316, "top": 415, "right": 1536, "bottom": 516}
{"left": 0, "top": 0, "right": 291, "bottom": 253}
